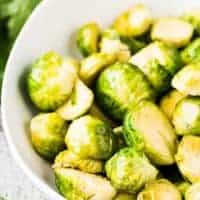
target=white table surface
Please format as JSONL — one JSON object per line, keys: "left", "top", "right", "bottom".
{"left": 0, "top": 130, "right": 48, "bottom": 200}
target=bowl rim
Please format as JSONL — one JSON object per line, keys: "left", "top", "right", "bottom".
{"left": 1, "top": 0, "right": 64, "bottom": 199}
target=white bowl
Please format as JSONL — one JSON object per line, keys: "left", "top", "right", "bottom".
{"left": 2, "top": 0, "right": 200, "bottom": 199}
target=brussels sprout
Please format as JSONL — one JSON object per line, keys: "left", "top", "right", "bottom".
{"left": 175, "top": 135, "right": 200, "bottom": 183}
{"left": 137, "top": 179, "right": 182, "bottom": 200}
{"left": 175, "top": 181, "right": 191, "bottom": 197}
{"left": 113, "top": 4, "right": 152, "bottom": 37}
{"left": 160, "top": 89, "right": 186, "bottom": 120}
{"left": 123, "top": 101, "right": 177, "bottom": 165}
{"left": 55, "top": 168, "right": 116, "bottom": 200}
{"left": 100, "top": 29, "right": 131, "bottom": 62}
{"left": 89, "top": 103, "right": 118, "bottom": 128}
{"left": 130, "top": 41, "right": 182, "bottom": 76}
{"left": 172, "top": 97, "right": 200, "bottom": 135}
{"left": 65, "top": 115, "right": 114, "bottom": 160}
{"left": 27, "top": 51, "right": 77, "bottom": 111}
{"left": 57, "top": 79, "right": 94, "bottom": 120}
{"left": 151, "top": 17, "right": 194, "bottom": 48}
{"left": 172, "top": 63, "right": 200, "bottom": 96}
{"left": 54, "top": 150, "right": 104, "bottom": 173}
{"left": 30, "top": 113, "right": 67, "bottom": 161}
{"left": 76, "top": 22, "right": 100, "bottom": 57}
{"left": 185, "top": 183, "right": 200, "bottom": 200}
{"left": 120, "top": 37, "right": 146, "bottom": 54}
{"left": 182, "top": 10, "right": 200, "bottom": 35}
{"left": 80, "top": 53, "right": 116, "bottom": 85}
{"left": 96, "top": 62, "right": 155, "bottom": 121}
{"left": 181, "top": 38, "right": 200, "bottom": 64}
{"left": 105, "top": 147, "right": 158, "bottom": 194}
{"left": 115, "top": 193, "right": 137, "bottom": 200}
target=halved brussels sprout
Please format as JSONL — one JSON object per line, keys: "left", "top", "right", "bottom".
{"left": 54, "top": 150, "right": 104, "bottom": 173}
{"left": 181, "top": 38, "right": 200, "bottom": 64}
{"left": 182, "top": 9, "right": 200, "bottom": 35}
{"left": 120, "top": 37, "right": 146, "bottom": 54}
{"left": 137, "top": 179, "right": 182, "bottom": 200}
{"left": 100, "top": 29, "right": 131, "bottom": 62}
{"left": 151, "top": 17, "right": 194, "bottom": 48}
{"left": 55, "top": 168, "right": 116, "bottom": 200}
{"left": 27, "top": 51, "right": 77, "bottom": 111}
{"left": 123, "top": 101, "right": 177, "bottom": 165}
{"left": 130, "top": 41, "right": 182, "bottom": 76}
{"left": 175, "top": 135, "right": 200, "bottom": 183}
{"left": 113, "top": 4, "right": 152, "bottom": 37}
{"left": 175, "top": 181, "right": 191, "bottom": 197}
{"left": 172, "top": 63, "right": 200, "bottom": 96}
{"left": 96, "top": 62, "right": 155, "bottom": 121}
{"left": 80, "top": 53, "right": 116, "bottom": 85}
{"left": 89, "top": 103, "right": 118, "bottom": 128}
{"left": 65, "top": 115, "right": 114, "bottom": 160}
{"left": 160, "top": 89, "right": 186, "bottom": 120}
{"left": 76, "top": 22, "right": 100, "bottom": 57}
{"left": 115, "top": 193, "right": 137, "bottom": 200}
{"left": 172, "top": 97, "right": 200, "bottom": 135}
{"left": 57, "top": 79, "right": 94, "bottom": 120}
{"left": 30, "top": 112, "right": 67, "bottom": 161}
{"left": 105, "top": 147, "right": 158, "bottom": 194}
{"left": 185, "top": 183, "right": 200, "bottom": 200}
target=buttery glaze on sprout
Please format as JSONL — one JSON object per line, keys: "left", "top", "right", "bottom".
{"left": 137, "top": 179, "right": 182, "bottom": 200}
{"left": 25, "top": 4, "right": 200, "bottom": 200}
